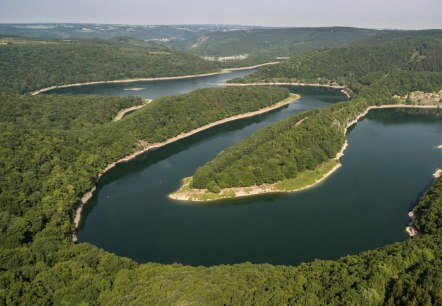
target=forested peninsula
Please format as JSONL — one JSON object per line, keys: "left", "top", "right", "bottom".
{"left": 172, "top": 33, "right": 442, "bottom": 200}
{"left": 1, "top": 31, "right": 442, "bottom": 305}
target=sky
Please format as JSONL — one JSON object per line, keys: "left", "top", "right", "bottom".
{"left": 0, "top": 0, "right": 441, "bottom": 29}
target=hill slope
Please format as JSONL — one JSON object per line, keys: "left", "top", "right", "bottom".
{"left": 0, "top": 37, "right": 220, "bottom": 93}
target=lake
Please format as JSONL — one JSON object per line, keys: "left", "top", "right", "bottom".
{"left": 65, "top": 72, "right": 442, "bottom": 266}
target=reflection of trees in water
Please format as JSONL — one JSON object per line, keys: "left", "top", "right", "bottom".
{"left": 367, "top": 108, "right": 442, "bottom": 124}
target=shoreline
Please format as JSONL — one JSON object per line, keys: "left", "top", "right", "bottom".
{"left": 406, "top": 168, "right": 442, "bottom": 237}
{"left": 222, "top": 62, "right": 280, "bottom": 71}
{"left": 71, "top": 93, "right": 300, "bottom": 241}
{"left": 113, "top": 99, "right": 152, "bottom": 122}
{"left": 30, "top": 62, "right": 280, "bottom": 96}
{"left": 169, "top": 103, "right": 441, "bottom": 202}
{"left": 224, "top": 82, "right": 351, "bottom": 99}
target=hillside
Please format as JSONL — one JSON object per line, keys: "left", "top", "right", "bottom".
{"left": 188, "top": 27, "right": 384, "bottom": 56}
{"left": 1, "top": 85, "right": 442, "bottom": 305}
{"left": 175, "top": 35, "right": 442, "bottom": 193}
{"left": 0, "top": 37, "right": 220, "bottom": 93}
{"left": 234, "top": 32, "right": 442, "bottom": 96}
{"left": 2, "top": 30, "right": 442, "bottom": 305}
{"left": 0, "top": 23, "right": 257, "bottom": 42}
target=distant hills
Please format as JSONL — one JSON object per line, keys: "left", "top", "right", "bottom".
{"left": 0, "top": 36, "right": 220, "bottom": 93}
{"left": 0, "top": 23, "right": 258, "bottom": 42}
{"left": 2, "top": 24, "right": 441, "bottom": 69}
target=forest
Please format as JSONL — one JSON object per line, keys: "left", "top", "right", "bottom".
{"left": 0, "top": 37, "right": 220, "bottom": 93}
{"left": 1, "top": 30, "right": 442, "bottom": 305}
{"left": 190, "top": 34, "right": 442, "bottom": 190}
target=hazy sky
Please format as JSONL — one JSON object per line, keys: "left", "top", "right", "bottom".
{"left": 1, "top": 0, "right": 441, "bottom": 29}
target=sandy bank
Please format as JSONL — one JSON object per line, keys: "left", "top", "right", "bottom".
{"left": 113, "top": 99, "right": 152, "bottom": 122}
{"left": 31, "top": 62, "right": 279, "bottom": 96}
{"left": 224, "top": 82, "right": 351, "bottom": 99}
{"left": 71, "top": 93, "right": 300, "bottom": 240}
{"left": 405, "top": 167, "right": 442, "bottom": 238}
{"left": 222, "top": 62, "right": 280, "bottom": 71}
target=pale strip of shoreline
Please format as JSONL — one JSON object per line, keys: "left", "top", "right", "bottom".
{"left": 113, "top": 99, "right": 152, "bottom": 122}
{"left": 406, "top": 167, "right": 442, "bottom": 237}
{"left": 169, "top": 142, "right": 347, "bottom": 202}
{"left": 170, "top": 103, "right": 441, "bottom": 202}
{"left": 224, "top": 62, "right": 280, "bottom": 71}
{"left": 71, "top": 93, "right": 300, "bottom": 241}
{"left": 224, "top": 82, "right": 351, "bottom": 98}
{"left": 170, "top": 148, "right": 346, "bottom": 201}
{"left": 31, "top": 62, "right": 280, "bottom": 96}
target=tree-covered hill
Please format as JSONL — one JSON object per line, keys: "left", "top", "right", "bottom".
{"left": 187, "top": 35, "right": 442, "bottom": 191}
{"left": 1, "top": 31, "right": 442, "bottom": 305}
{"left": 1, "top": 86, "right": 442, "bottom": 304}
{"left": 0, "top": 23, "right": 257, "bottom": 43}
{"left": 0, "top": 86, "right": 289, "bottom": 249}
{"left": 234, "top": 32, "right": 442, "bottom": 97}
{"left": 188, "top": 27, "right": 383, "bottom": 56}
{"left": 0, "top": 37, "right": 221, "bottom": 93}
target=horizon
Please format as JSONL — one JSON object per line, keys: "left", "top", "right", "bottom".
{"left": 1, "top": 0, "right": 441, "bottom": 30}
{"left": 0, "top": 22, "right": 440, "bottom": 31}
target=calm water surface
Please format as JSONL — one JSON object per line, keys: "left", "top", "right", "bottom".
{"left": 46, "top": 69, "right": 254, "bottom": 98}
{"left": 73, "top": 72, "right": 442, "bottom": 266}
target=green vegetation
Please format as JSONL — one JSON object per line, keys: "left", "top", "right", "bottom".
{"left": 0, "top": 37, "right": 220, "bottom": 93}
{"left": 182, "top": 34, "right": 442, "bottom": 191}
{"left": 2, "top": 30, "right": 442, "bottom": 305}
{"left": 189, "top": 27, "right": 383, "bottom": 57}
{"left": 233, "top": 31, "right": 442, "bottom": 97}
{"left": 190, "top": 98, "right": 370, "bottom": 190}
{"left": 122, "top": 86, "right": 290, "bottom": 142}
{"left": 0, "top": 23, "right": 255, "bottom": 43}
{"left": 187, "top": 28, "right": 442, "bottom": 68}
{"left": 274, "top": 159, "right": 339, "bottom": 191}
{"left": 0, "top": 86, "right": 289, "bottom": 247}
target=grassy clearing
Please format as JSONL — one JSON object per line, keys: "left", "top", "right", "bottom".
{"left": 170, "top": 159, "right": 340, "bottom": 202}
{"left": 275, "top": 159, "right": 339, "bottom": 191}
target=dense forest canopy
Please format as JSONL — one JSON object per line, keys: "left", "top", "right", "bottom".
{"left": 190, "top": 34, "right": 442, "bottom": 190}
{"left": 1, "top": 28, "right": 442, "bottom": 305}
{"left": 0, "top": 86, "right": 289, "bottom": 249}
{"left": 0, "top": 37, "right": 221, "bottom": 93}
{"left": 234, "top": 32, "right": 442, "bottom": 96}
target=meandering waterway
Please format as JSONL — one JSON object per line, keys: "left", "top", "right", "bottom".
{"left": 62, "top": 71, "right": 442, "bottom": 266}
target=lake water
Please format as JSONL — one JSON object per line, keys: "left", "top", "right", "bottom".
{"left": 45, "top": 69, "right": 255, "bottom": 99}
{"left": 68, "top": 72, "right": 442, "bottom": 266}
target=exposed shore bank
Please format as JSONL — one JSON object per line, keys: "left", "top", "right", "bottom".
{"left": 169, "top": 103, "right": 441, "bottom": 203}
{"left": 31, "top": 62, "right": 280, "bottom": 95}
{"left": 224, "top": 82, "right": 351, "bottom": 99}
{"left": 71, "top": 93, "right": 300, "bottom": 241}
{"left": 113, "top": 99, "right": 152, "bottom": 122}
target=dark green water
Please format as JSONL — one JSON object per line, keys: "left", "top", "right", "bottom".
{"left": 72, "top": 73, "right": 442, "bottom": 266}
